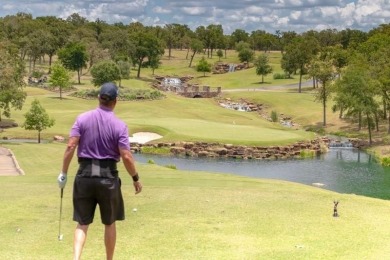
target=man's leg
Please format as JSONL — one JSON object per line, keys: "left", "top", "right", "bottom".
{"left": 105, "top": 222, "right": 116, "bottom": 260}
{"left": 74, "top": 224, "right": 89, "bottom": 260}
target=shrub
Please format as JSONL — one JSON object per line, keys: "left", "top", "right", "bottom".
{"left": 381, "top": 157, "right": 390, "bottom": 167}
{"left": 300, "top": 149, "right": 315, "bottom": 158}
{"left": 273, "top": 73, "right": 287, "bottom": 79}
{"left": 270, "top": 110, "right": 278, "bottom": 122}
{"left": 164, "top": 164, "right": 177, "bottom": 169}
{"left": 70, "top": 88, "right": 165, "bottom": 101}
{"left": 147, "top": 159, "right": 155, "bottom": 164}
{"left": 31, "top": 70, "right": 45, "bottom": 79}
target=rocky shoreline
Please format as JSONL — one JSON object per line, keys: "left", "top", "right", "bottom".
{"left": 130, "top": 137, "right": 333, "bottom": 160}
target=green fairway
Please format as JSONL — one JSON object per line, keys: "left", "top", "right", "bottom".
{"left": 1, "top": 143, "right": 390, "bottom": 259}
{"left": 0, "top": 86, "right": 314, "bottom": 146}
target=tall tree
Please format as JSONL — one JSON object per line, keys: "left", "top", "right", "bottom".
{"left": 130, "top": 32, "right": 164, "bottom": 78}
{"left": 359, "top": 33, "right": 390, "bottom": 129}
{"left": 22, "top": 99, "right": 55, "bottom": 143}
{"left": 283, "top": 35, "right": 320, "bottom": 93}
{"left": 188, "top": 39, "right": 204, "bottom": 68}
{"left": 36, "top": 16, "right": 70, "bottom": 73}
{"left": 0, "top": 42, "right": 26, "bottom": 121}
{"left": 57, "top": 42, "right": 89, "bottom": 84}
{"left": 333, "top": 56, "right": 380, "bottom": 145}
{"left": 164, "top": 24, "right": 179, "bottom": 59}
{"left": 308, "top": 55, "right": 336, "bottom": 126}
{"left": 230, "top": 29, "right": 249, "bottom": 46}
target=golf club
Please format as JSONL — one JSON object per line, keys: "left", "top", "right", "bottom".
{"left": 58, "top": 188, "right": 64, "bottom": 241}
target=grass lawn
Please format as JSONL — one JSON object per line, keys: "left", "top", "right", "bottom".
{"left": 1, "top": 143, "right": 390, "bottom": 259}
{"left": 1, "top": 48, "right": 390, "bottom": 259}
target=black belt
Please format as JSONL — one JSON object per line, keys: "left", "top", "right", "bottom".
{"left": 78, "top": 157, "right": 117, "bottom": 163}
{"left": 77, "top": 157, "right": 118, "bottom": 178}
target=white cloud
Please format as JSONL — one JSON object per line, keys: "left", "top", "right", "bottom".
{"left": 153, "top": 6, "right": 171, "bottom": 14}
{"left": 290, "top": 10, "right": 302, "bottom": 20}
{"left": 0, "top": 0, "right": 389, "bottom": 34}
{"left": 181, "top": 7, "right": 206, "bottom": 15}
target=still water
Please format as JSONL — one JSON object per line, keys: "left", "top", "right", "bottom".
{"left": 134, "top": 148, "right": 390, "bottom": 200}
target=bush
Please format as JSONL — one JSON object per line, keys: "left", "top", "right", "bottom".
{"left": 271, "top": 110, "right": 278, "bottom": 122}
{"left": 164, "top": 164, "right": 177, "bottom": 169}
{"left": 70, "top": 88, "right": 165, "bottom": 101}
{"left": 305, "top": 125, "right": 326, "bottom": 135}
{"left": 273, "top": 73, "right": 287, "bottom": 79}
{"left": 300, "top": 149, "right": 316, "bottom": 158}
{"left": 31, "top": 70, "right": 44, "bottom": 78}
{"left": 147, "top": 159, "right": 155, "bottom": 164}
{"left": 381, "top": 157, "right": 390, "bottom": 167}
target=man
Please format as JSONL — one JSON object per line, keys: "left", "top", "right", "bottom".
{"left": 57, "top": 82, "right": 142, "bottom": 260}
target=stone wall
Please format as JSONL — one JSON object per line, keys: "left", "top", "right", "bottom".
{"left": 130, "top": 137, "right": 330, "bottom": 160}
{"left": 213, "top": 62, "right": 250, "bottom": 74}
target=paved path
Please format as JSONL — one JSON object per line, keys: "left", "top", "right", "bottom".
{"left": 0, "top": 147, "right": 24, "bottom": 176}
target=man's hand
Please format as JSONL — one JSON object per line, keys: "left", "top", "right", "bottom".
{"left": 133, "top": 181, "right": 142, "bottom": 194}
{"left": 57, "top": 172, "right": 67, "bottom": 189}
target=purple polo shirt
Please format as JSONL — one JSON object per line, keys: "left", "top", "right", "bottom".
{"left": 70, "top": 106, "right": 130, "bottom": 161}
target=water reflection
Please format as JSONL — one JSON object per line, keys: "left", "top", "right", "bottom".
{"left": 134, "top": 149, "right": 390, "bottom": 200}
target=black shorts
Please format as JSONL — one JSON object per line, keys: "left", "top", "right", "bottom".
{"left": 73, "top": 176, "right": 124, "bottom": 225}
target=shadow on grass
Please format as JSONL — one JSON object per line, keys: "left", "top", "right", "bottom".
{"left": 47, "top": 97, "right": 73, "bottom": 100}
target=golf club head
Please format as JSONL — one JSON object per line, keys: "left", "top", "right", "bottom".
{"left": 58, "top": 234, "right": 63, "bottom": 241}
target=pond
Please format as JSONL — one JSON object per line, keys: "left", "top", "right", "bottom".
{"left": 134, "top": 148, "right": 390, "bottom": 200}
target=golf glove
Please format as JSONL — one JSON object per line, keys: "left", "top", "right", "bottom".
{"left": 57, "top": 172, "right": 67, "bottom": 189}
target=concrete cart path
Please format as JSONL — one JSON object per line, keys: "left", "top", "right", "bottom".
{"left": 0, "top": 147, "right": 24, "bottom": 176}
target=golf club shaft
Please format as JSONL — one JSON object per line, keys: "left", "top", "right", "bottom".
{"left": 58, "top": 188, "right": 63, "bottom": 238}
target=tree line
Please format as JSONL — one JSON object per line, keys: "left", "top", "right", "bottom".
{"left": 0, "top": 12, "right": 390, "bottom": 144}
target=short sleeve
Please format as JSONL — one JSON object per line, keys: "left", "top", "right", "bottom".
{"left": 118, "top": 124, "right": 130, "bottom": 150}
{"left": 70, "top": 117, "right": 81, "bottom": 137}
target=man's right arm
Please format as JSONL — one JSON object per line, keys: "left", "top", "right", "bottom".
{"left": 57, "top": 136, "right": 79, "bottom": 189}
{"left": 119, "top": 147, "right": 142, "bottom": 194}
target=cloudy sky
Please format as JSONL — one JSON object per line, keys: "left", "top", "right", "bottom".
{"left": 1, "top": 0, "right": 389, "bottom": 34}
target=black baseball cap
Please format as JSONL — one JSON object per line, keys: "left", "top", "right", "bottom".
{"left": 99, "top": 82, "right": 119, "bottom": 101}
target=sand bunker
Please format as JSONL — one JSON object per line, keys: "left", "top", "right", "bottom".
{"left": 129, "top": 132, "right": 163, "bottom": 144}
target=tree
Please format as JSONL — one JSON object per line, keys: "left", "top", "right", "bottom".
{"left": 255, "top": 54, "right": 273, "bottom": 83}
{"left": 147, "top": 55, "right": 162, "bottom": 75}
{"left": 22, "top": 99, "right": 55, "bottom": 143}
{"left": 196, "top": 57, "right": 212, "bottom": 76}
{"left": 49, "top": 62, "right": 72, "bottom": 99}
{"left": 189, "top": 39, "right": 204, "bottom": 67}
{"left": 130, "top": 32, "right": 164, "bottom": 78}
{"left": 235, "top": 41, "right": 251, "bottom": 52}
{"left": 57, "top": 42, "right": 89, "bottom": 84}
{"left": 117, "top": 60, "right": 131, "bottom": 80}
{"left": 308, "top": 55, "right": 336, "bottom": 126}
{"left": 230, "top": 29, "right": 249, "bottom": 46}
{"left": 333, "top": 56, "right": 380, "bottom": 145}
{"left": 0, "top": 42, "right": 27, "bottom": 121}
{"left": 164, "top": 24, "right": 179, "bottom": 59}
{"left": 90, "top": 61, "right": 121, "bottom": 87}
{"left": 36, "top": 16, "right": 71, "bottom": 73}
{"left": 281, "top": 52, "right": 297, "bottom": 78}
{"left": 358, "top": 33, "right": 390, "bottom": 130}
{"left": 283, "top": 35, "right": 320, "bottom": 93}
{"left": 216, "top": 49, "right": 223, "bottom": 61}
{"left": 237, "top": 48, "right": 254, "bottom": 63}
